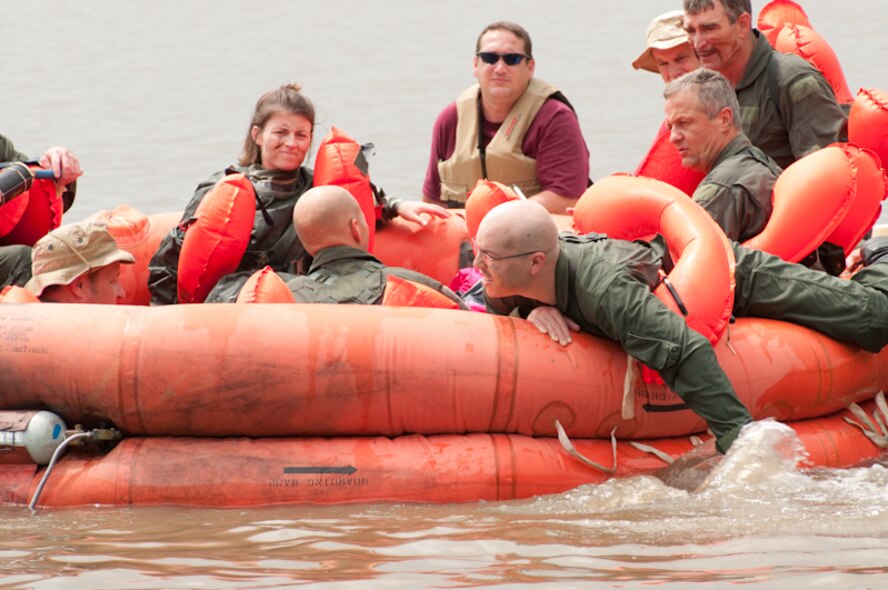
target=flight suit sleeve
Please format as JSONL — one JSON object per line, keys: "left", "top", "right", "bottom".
{"left": 0, "top": 134, "right": 29, "bottom": 162}
{"left": 781, "top": 72, "right": 847, "bottom": 160}
{"left": 590, "top": 271, "right": 752, "bottom": 452}
{"left": 692, "top": 182, "right": 762, "bottom": 243}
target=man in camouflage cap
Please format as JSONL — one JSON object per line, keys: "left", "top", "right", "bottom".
{"left": 26, "top": 220, "right": 134, "bottom": 303}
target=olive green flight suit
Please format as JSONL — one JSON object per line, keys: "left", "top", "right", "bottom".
{"left": 285, "top": 245, "right": 466, "bottom": 308}
{"left": 693, "top": 135, "right": 782, "bottom": 242}
{"left": 486, "top": 234, "right": 888, "bottom": 452}
{"left": 738, "top": 30, "right": 847, "bottom": 170}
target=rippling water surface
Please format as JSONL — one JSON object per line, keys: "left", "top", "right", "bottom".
{"left": 3, "top": 1, "right": 888, "bottom": 587}
{"left": 3, "top": 423, "right": 887, "bottom": 588}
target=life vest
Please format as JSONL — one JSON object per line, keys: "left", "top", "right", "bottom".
{"left": 0, "top": 174, "right": 63, "bottom": 247}
{"left": 742, "top": 143, "right": 873, "bottom": 261}
{"left": 464, "top": 179, "right": 520, "bottom": 240}
{"left": 634, "top": 121, "right": 706, "bottom": 197}
{"left": 772, "top": 24, "right": 853, "bottom": 105}
{"left": 757, "top": 0, "right": 811, "bottom": 45}
{"left": 381, "top": 274, "right": 462, "bottom": 310}
{"left": 313, "top": 127, "right": 378, "bottom": 252}
{"left": 437, "top": 78, "right": 559, "bottom": 204}
{"left": 235, "top": 266, "right": 295, "bottom": 303}
{"left": 177, "top": 173, "right": 256, "bottom": 304}
{"left": 0, "top": 285, "right": 40, "bottom": 303}
{"left": 573, "top": 174, "right": 735, "bottom": 346}
{"left": 849, "top": 88, "right": 888, "bottom": 173}
{"left": 822, "top": 145, "right": 886, "bottom": 255}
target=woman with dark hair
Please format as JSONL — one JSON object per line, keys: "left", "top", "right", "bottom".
{"left": 148, "top": 83, "right": 446, "bottom": 304}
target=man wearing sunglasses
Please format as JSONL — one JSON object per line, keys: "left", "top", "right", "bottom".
{"left": 422, "top": 21, "right": 590, "bottom": 215}
{"left": 474, "top": 199, "right": 888, "bottom": 453}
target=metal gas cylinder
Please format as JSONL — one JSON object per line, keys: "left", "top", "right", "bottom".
{"left": 0, "top": 410, "right": 68, "bottom": 465}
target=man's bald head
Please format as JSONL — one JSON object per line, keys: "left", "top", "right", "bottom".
{"left": 474, "top": 200, "right": 559, "bottom": 300}
{"left": 293, "top": 185, "right": 369, "bottom": 255}
{"left": 477, "top": 200, "right": 559, "bottom": 255}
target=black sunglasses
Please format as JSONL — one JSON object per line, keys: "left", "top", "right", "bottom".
{"left": 476, "top": 52, "right": 530, "bottom": 66}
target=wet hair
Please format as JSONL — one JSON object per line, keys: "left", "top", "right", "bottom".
{"left": 683, "top": 0, "right": 751, "bottom": 23}
{"left": 664, "top": 68, "right": 741, "bottom": 130}
{"left": 238, "top": 83, "right": 315, "bottom": 167}
{"left": 475, "top": 22, "right": 533, "bottom": 58}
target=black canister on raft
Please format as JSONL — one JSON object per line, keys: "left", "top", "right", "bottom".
{"left": 0, "top": 162, "right": 35, "bottom": 206}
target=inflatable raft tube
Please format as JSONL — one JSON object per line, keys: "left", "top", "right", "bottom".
{"left": 0, "top": 303, "right": 884, "bottom": 440}
{"left": 2, "top": 401, "right": 882, "bottom": 508}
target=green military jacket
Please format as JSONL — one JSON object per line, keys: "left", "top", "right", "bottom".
{"left": 737, "top": 30, "right": 846, "bottom": 169}
{"left": 0, "top": 134, "right": 29, "bottom": 162}
{"left": 485, "top": 234, "right": 752, "bottom": 452}
{"left": 148, "top": 165, "right": 314, "bottom": 305}
{"left": 285, "top": 245, "right": 466, "bottom": 308}
{"left": 693, "top": 135, "right": 782, "bottom": 242}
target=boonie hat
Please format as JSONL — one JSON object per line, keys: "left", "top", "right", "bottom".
{"left": 25, "top": 221, "right": 135, "bottom": 296}
{"left": 632, "top": 10, "right": 690, "bottom": 73}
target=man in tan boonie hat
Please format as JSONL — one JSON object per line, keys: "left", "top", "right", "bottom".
{"left": 632, "top": 10, "right": 699, "bottom": 83}
{"left": 25, "top": 220, "right": 134, "bottom": 303}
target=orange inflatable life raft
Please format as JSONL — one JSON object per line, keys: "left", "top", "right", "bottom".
{"left": 3, "top": 402, "right": 883, "bottom": 508}
{"left": 464, "top": 179, "right": 520, "bottom": 239}
{"left": 1, "top": 303, "right": 885, "bottom": 441}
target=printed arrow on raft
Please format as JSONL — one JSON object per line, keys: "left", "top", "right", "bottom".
{"left": 283, "top": 466, "right": 358, "bottom": 475}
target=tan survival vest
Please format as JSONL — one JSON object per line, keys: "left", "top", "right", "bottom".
{"left": 437, "top": 78, "right": 560, "bottom": 204}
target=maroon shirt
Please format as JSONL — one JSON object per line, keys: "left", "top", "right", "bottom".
{"left": 422, "top": 97, "right": 591, "bottom": 202}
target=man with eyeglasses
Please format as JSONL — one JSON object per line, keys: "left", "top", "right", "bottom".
{"left": 474, "top": 199, "right": 888, "bottom": 453}
{"left": 422, "top": 21, "right": 590, "bottom": 215}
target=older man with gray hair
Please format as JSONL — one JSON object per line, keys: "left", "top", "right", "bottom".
{"left": 664, "top": 68, "right": 781, "bottom": 242}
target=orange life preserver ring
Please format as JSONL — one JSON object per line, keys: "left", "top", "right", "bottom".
{"left": 0, "top": 285, "right": 40, "bottom": 303}
{"left": 773, "top": 24, "right": 853, "bottom": 105}
{"left": 849, "top": 88, "right": 888, "bottom": 173}
{"left": 313, "top": 127, "right": 378, "bottom": 252}
{"left": 0, "top": 177, "right": 63, "bottom": 247}
{"left": 235, "top": 266, "right": 295, "bottom": 303}
{"left": 381, "top": 274, "right": 461, "bottom": 310}
{"left": 572, "top": 174, "right": 735, "bottom": 344}
{"left": 757, "top": 0, "right": 811, "bottom": 45}
{"left": 178, "top": 173, "right": 256, "bottom": 304}
{"left": 742, "top": 144, "right": 861, "bottom": 261}
{"left": 464, "top": 179, "right": 520, "bottom": 240}
{"left": 634, "top": 121, "right": 706, "bottom": 197}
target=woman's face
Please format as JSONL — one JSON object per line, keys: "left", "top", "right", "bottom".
{"left": 251, "top": 111, "right": 313, "bottom": 171}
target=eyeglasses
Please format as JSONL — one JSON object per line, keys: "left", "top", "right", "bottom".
{"left": 476, "top": 52, "right": 530, "bottom": 66}
{"left": 472, "top": 238, "right": 539, "bottom": 264}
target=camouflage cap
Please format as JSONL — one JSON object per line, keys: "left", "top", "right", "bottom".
{"left": 25, "top": 221, "right": 135, "bottom": 296}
